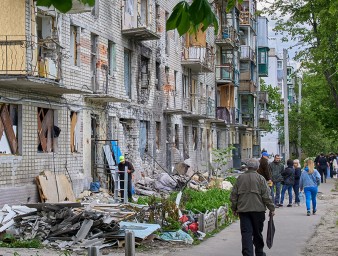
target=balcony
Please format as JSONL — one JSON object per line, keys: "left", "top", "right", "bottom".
{"left": 239, "top": 12, "right": 256, "bottom": 31}
{"left": 239, "top": 81, "right": 256, "bottom": 93}
{"left": 216, "top": 107, "right": 237, "bottom": 124}
{"left": 258, "top": 91, "right": 269, "bottom": 103}
{"left": 215, "top": 27, "right": 239, "bottom": 48}
{"left": 240, "top": 46, "right": 256, "bottom": 62}
{"left": 216, "top": 64, "right": 234, "bottom": 84}
{"left": 181, "top": 46, "right": 214, "bottom": 73}
{"left": 0, "top": 35, "right": 87, "bottom": 95}
{"left": 162, "top": 85, "right": 190, "bottom": 115}
{"left": 121, "top": 1, "right": 160, "bottom": 41}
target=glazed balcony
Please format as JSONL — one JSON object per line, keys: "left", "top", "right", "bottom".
{"left": 0, "top": 35, "right": 87, "bottom": 95}
{"left": 121, "top": 0, "right": 160, "bottom": 41}
{"left": 240, "top": 45, "right": 256, "bottom": 62}
{"left": 215, "top": 64, "right": 234, "bottom": 84}
{"left": 239, "top": 80, "right": 256, "bottom": 93}
{"left": 181, "top": 46, "right": 214, "bottom": 73}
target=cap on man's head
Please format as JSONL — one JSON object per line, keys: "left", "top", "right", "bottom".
{"left": 246, "top": 159, "right": 259, "bottom": 170}
{"left": 119, "top": 156, "right": 125, "bottom": 162}
{"left": 262, "top": 152, "right": 269, "bottom": 157}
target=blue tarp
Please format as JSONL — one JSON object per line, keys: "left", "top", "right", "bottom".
{"left": 119, "top": 222, "right": 161, "bottom": 240}
{"left": 111, "top": 141, "right": 122, "bottom": 164}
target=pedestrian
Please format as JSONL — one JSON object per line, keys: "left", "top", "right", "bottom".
{"left": 317, "top": 153, "right": 328, "bottom": 183}
{"left": 118, "top": 155, "right": 135, "bottom": 201}
{"left": 333, "top": 155, "right": 338, "bottom": 178}
{"left": 280, "top": 159, "right": 295, "bottom": 207}
{"left": 257, "top": 152, "right": 272, "bottom": 183}
{"left": 269, "top": 154, "right": 284, "bottom": 208}
{"left": 293, "top": 159, "right": 302, "bottom": 206}
{"left": 300, "top": 158, "right": 321, "bottom": 216}
{"left": 230, "top": 158, "right": 275, "bottom": 256}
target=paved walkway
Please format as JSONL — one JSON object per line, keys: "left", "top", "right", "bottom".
{"left": 163, "top": 179, "right": 335, "bottom": 256}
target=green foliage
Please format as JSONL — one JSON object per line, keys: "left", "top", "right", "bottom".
{"left": 0, "top": 234, "right": 42, "bottom": 248}
{"left": 225, "top": 176, "right": 237, "bottom": 186}
{"left": 180, "top": 188, "right": 231, "bottom": 213}
{"left": 211, "top": 146, "right": 234, "bottom": 176}
{"left": 263, "top": 0, "right": 338, "bottom": 108}
{"left": 37, "top": 0, "right": 95, "bottom": 13}
{"left": 167, "top": 0, "right": 243, "bottom": 36}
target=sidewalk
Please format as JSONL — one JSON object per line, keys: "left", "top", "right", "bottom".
{"left": 162, "top": 179, "right": 335, "bottom": 256}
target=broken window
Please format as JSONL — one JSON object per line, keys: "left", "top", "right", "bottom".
{"left": 182, "top": 74, "right": 189, "bottom": 98}
{"left": 155, "top": 122, "right": 161, "bottom": 150}
{"left": 155, "top": 62, "right": 161, "bottom": 90}
{"left": 91, "top": 0, "right": 100, "bottom": 18}
{"left": 139, "top": 121, "right": 149, "bottom": 158}
{"left": 70, "top": 25, "right": 80, "bottom": 66}
{"left": 91, "top": 34, "right": 99, "bottom": 92}
{"left": 0, "top": 104, "right": 20, "bottom": 155}
{"left": 165, "top": 11, "right": 170, "bottom": 55}
{"left": 124, "top": 49, "right": 131, "bottom": 98}
{"left": 37, "top": 107, "right": 59, "bottom": 153}
{"left": 192, "top": 127, "right": 197, "bottom": 151}
{"left": 183, "top": 126, "right": 189, "bottom": 159}
{"left": 174, "top": 124, "right": 179, "bottom": 149}
{"left": 140, "top": 56, "right": 150, "bottom": 89}
{"left": 108, "top": 41, "right": 116, "bottom": 75}
{"left": 70, "top": 111, "right": 81, "bottom": 153}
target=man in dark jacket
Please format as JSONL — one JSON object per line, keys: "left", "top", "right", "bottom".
{"left": 280, "top": 159, "right": 295, "bottom": 207}
{"left": 257, "top": 152, "right": 272, "bottom": 183}
{"left": 317, "top": 153, "right": 328, "bottom": 183}
{"left": 269, "top": 154, "right": 284, "bottom": 207}
{"left": 231, "top": 158, "right": 275, "bottom": 256}
{"left": 118, "top": 155, "right": 135, "bottom": 201}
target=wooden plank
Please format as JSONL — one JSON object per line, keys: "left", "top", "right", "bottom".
{"left": 70, "top": 112, "right": 77, "bottom": 152}
{"left": 42, "top": 110, "right": 53, "bottom": 152}
{"left": 36, "top": 171, "right": 59, "bottom": 203}
{"left": 37, "top": 109, "right": 47, "bottom": 152}
{"left": 0, "top": 105, "right": 17, "bottom": 154}
{"left": 56, "top": 174, "right": 76, "bottom": 202}
{"left": 0, "top": 118, "right": 4, "bottom": 139}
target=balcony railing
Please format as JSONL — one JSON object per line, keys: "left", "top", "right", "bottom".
{"left": 0, "top": 35, "right": 61, "bottom": 78}
{"left": 215, "top": 64, "right": 234, "bottom": 83}
{"left": 215, "top": 27, "right": 239, "bottom": 48}
{"left": 240, "top": 45, "right": 256, "bottom": 62}
{"left": 121, "top": 2, "right": 160, "bottom": 41}
{"left": 258, "top": 91, "right": 269, "bottom": 103}
{"left": 216, "top": 107, "right": 237, "bottom": 124}
{"left": 181, "top": 46, "right": 214, "bottom": 73}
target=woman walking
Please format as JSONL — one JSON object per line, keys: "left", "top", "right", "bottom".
{"left": 293, "top": 159, "right": 301, "bottom": 206}
{"left": 300, "top": 158, "right": 321, "bottom": 216}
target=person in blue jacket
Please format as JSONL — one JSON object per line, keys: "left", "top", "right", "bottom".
{"left": 300, "top": 158, "right": 321, "bottom": 216}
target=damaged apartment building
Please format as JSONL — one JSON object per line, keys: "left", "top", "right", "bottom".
{"left": 0, "top": 0, "right": 267, "bottom": 205}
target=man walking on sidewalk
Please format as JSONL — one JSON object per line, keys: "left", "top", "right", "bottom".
{"left": 269, "top": 154, "right": 284, "bottom": 207}
{"left": 230, "top": 159, "right": 275, "bottom": 256}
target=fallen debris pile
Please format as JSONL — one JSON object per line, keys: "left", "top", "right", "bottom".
{"left": 0, "top": 202, "right": 159, "bottom": 252}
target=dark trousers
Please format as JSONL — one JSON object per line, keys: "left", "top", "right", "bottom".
{"left": 318, "top": 166, "right": 327, "bottom": 183}
{"left": 119, "top": 173, "right": 132, "bottom": 200}
{"left": 293, "top": 183, "right": 300, "bottom": 203}
{"left": 239, "top": 212, "right": 266, "bottom": 256}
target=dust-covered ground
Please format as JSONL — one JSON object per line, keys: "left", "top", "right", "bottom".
{"left": 301, "top": 184, "right": 338, "bottom": 256}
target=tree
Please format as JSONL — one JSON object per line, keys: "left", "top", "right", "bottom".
{"left": 259, "top": 79, "right": 283, "bottom": 133}
{"left": 263, "top": 0, "right": 338, "bottom": 108}
{"left": 166, "top": 0, "right": 242, "bottom": 36}
{"left": 37, "top": 0, "right": 95, "bottom": 13}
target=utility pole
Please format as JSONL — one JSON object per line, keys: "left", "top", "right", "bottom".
{"left": 283, "top": 49, "right": 290, "bottom": 162}
{"left": 297, "top": 77, "right": 302, "bottom": 159}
